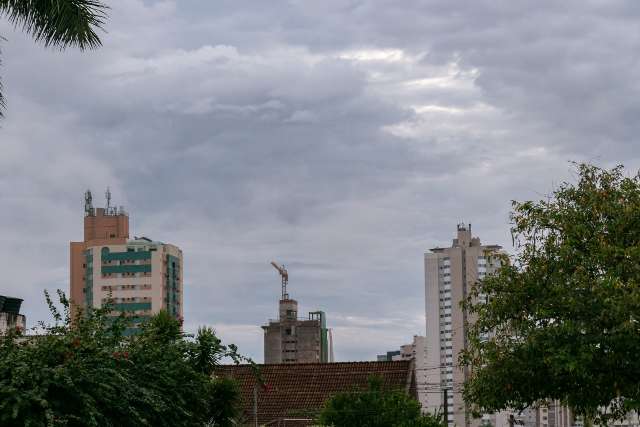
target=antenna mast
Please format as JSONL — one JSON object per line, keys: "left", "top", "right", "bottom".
{"left": 105, "top": 187, "right": 112, "bottom": 210}
{"left": 84, "top": 190, "right": 94, "bottom": 216}
{"left": 270, "top": 261, "right": 289, "bottom": 300}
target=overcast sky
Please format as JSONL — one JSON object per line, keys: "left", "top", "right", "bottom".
{"left": 1, "top": 0, "right": 638, "bottom": 362}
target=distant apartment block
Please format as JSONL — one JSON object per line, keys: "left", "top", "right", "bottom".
{"left": 0, "top": 296, "right": 26, "bottom": 333}
{"left": 70, "top": 190, "right": 183, "bottom": 334}
{"left": 424, "top": 224, "right": 504, "bottom": 427}
{"left": 377, "top": 336, "right": 429, "bottom": 411}
{"left": 376, "top": 350, "right": 402, "bottom": 361}
{"left": 537, "top": 403, "right": 574, "bottom": 427}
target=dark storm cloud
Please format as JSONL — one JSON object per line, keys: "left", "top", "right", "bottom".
{"left": 1, "top": 0, "right": 639, "bottom": 360}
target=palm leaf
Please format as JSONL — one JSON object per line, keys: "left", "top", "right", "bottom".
{"left": 0, "top": 0, "right": 108, "bottom": 49}
{"left": 0, "top": 0, "right": 107, "bottom": 117}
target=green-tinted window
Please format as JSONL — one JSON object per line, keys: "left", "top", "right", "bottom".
{"left": 102, "top": 250, "right": 151, "bottom": 262}
{"left": 102, "top": 264, "right": 151, "bottom": 274}
{"left": 113, "top": 302, "right": 152, "bottom": 312}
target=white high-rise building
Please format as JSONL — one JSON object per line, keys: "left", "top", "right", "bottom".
{"left": 424, "top": 224, "right": 504, "bottom": 427}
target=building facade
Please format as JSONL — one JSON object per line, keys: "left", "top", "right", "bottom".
{"left": 492, "top": 403, "right": 574, "bottom": 427}
{"left": 0, "top": 296, "right": 26, "bottom": 333}
{"left": 70, "top": 191, "right": 183, "bottom": 333}
{"left": 262, "top": 297, "right": 330, "bottom": 364}
{"left": 424, "top": 224, "right": 504, "bottom": 427}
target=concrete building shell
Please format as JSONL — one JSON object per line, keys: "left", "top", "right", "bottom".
{"left": 262, "top": 298, "right": 330, "bottom": 364}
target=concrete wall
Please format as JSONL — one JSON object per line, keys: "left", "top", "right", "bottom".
{"left": 263, "top": 317, "right": 323, "bottom": 364}
{"left": 0, "top": 312, "right": 26, "bottom": 333}
{"left": 263, "top": 323, "right": 283, "bottom": 363}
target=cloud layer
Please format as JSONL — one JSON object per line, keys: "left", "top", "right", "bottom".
{"left": 1, "top": 0, "right": 638, "bottom": 361}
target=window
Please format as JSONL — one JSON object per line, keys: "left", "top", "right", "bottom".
{"left": 285, "top": 328, "right": 292, "bottom": 336}
{"left": 110, "top": 234, "right": 116, "bottom": 238}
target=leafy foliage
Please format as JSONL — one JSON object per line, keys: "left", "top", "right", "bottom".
{"left": 461, "top": 164, "right": 640, "bottom": 424}
{"left": 0, "top": 290, "right": 246, "bottom": 426}
{"left": 0, "top": 0, "right": 107, "bottom": 116}
{"left": 317, "top": 375, "right": 445, "bottom": 427}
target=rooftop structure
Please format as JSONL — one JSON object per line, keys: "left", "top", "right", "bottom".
{"left": 0, "top": 295, "right": 26, "bottom": 333}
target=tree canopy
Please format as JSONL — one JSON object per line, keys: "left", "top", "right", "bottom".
{"left": 0, "top": 0, "right": 107, "bottom": 116}
{"left": 0, "top": 290, "right": 246, "bottom": 426}
{"left": 317, "top": 376, "right": 445, "bottom": 427}
{"left": 461, "top": 164, "right": 640, "bottom": 424}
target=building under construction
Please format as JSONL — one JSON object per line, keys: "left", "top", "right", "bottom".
{"left": 262, "top": 262, "right": 333, "bottom": 364}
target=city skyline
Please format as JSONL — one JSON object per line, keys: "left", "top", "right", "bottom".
{"left": 2, "top": 0, "right": 639, "bottom": 363}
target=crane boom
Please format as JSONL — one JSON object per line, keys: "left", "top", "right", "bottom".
{"left": 270, "top": 261, "right": 289, "bottom": 299}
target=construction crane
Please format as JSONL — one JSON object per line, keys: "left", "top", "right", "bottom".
{"left": 270, "top": 261, "right": 289, "bottom": 300}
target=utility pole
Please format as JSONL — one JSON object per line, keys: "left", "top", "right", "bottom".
{"left": 253, "top": 384, "right": 258, "bottom": 427}
{"left": 443, "top": 388, "right": 449, "bottom": 426}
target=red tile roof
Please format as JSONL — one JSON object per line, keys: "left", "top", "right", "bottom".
{"left": 215, "top": 360, "right": 416, "bottom": 426}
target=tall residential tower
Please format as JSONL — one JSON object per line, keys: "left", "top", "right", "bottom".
{"left": 70, "top": 190, "right": 183, "bottom": 333}
{"left": 424, "top": 224, "right": 503, "bottom": 427}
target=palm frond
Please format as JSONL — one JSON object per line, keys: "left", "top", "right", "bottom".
{"left": 0, "top": 0, "right": 108, "bottom": 50}
{"left": 0, "top": 37, "right": 5, "bottom": 118}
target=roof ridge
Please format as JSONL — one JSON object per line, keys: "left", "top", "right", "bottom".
{"left": 220, "top": 360, "right": 411, "bottom": 367}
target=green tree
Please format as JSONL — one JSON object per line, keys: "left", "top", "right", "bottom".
{"left": 0, "top": 290, "right": 246, "bottom": 426}
{"left": 0, "top": 0, "right": 107, "bottom": 116}
{"left": 461, "top": 164, "right": 640, "bottom": 425}
{"left": 317, "top": 376, "right": 445, "bottom": 427}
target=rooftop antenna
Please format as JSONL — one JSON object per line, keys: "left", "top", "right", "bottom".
{"left": 270, "top": 261, "right": 289, "bottom": 300}
{"left": 105, "top": 187, "right": 112, "bottom": 210}
{"left": 84, "top": 190, "right": 94, "bottom": 216}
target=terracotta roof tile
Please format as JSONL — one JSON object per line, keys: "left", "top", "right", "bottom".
{"left": 215, "top": 361, "right": 415, "bottom": 426}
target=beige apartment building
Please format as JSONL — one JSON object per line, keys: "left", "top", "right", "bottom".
{"left": 70, "top": 190, "right": 183, "bottom": 334}
{"left": 424, "top": 224, "right": 504, "bottom": 427}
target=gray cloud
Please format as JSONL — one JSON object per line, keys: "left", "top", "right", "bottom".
{"left": 0, "top": 0, "right": 638, "bottom": 361}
